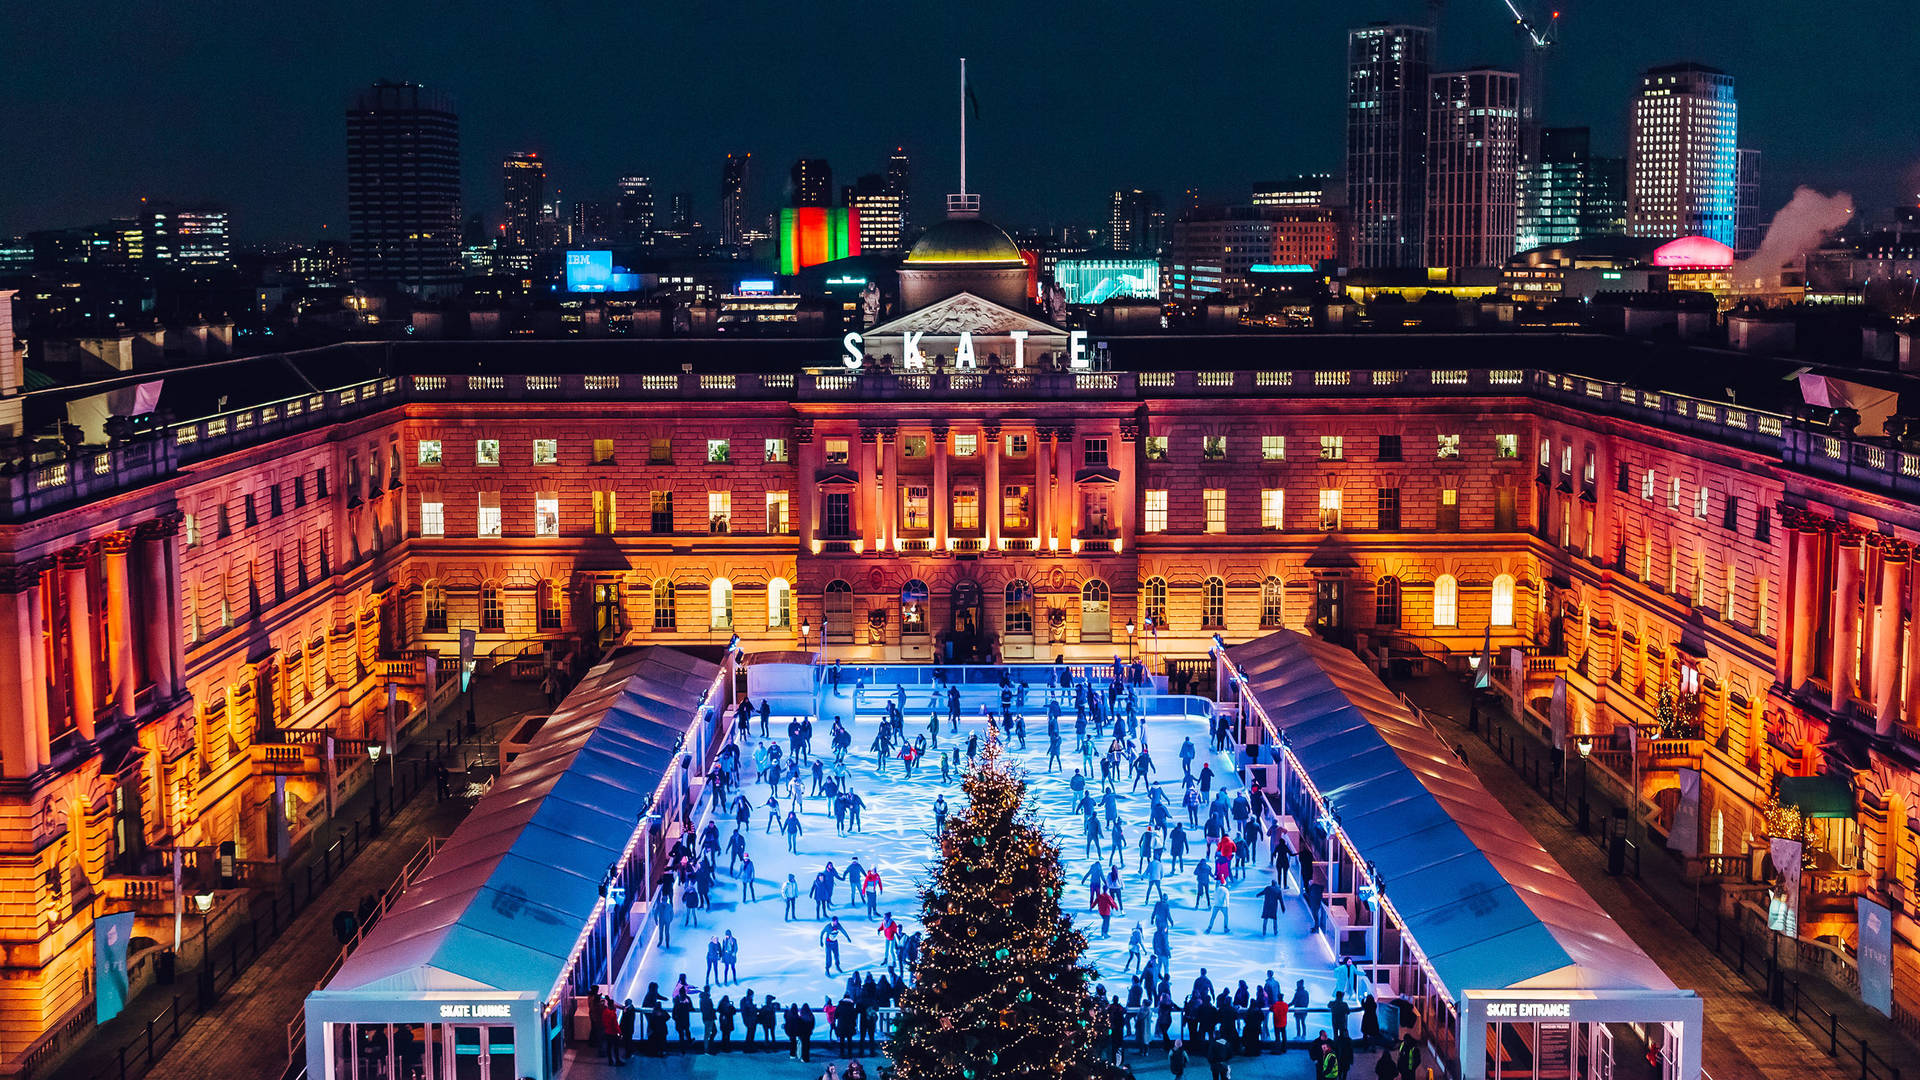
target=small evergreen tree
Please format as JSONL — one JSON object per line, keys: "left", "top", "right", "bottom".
{"left": 889, "top": 735, "right": 1113, "bottom": 1080}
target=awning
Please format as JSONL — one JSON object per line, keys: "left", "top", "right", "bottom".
{"left": 1778, "top": 775, "right": 1854, "bottom": 819}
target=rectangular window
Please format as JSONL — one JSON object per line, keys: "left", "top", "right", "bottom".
{"left": 1495, "top": 434, "right": 1518, "bottom": 460}
{"left": 294, "top": 475, "right": 306, "bottom": 507}
{"left": 1144, "top": 490, "right": 1168, "bottom": 533}
{"left": 824, "top": 492, "right": 851, "bottom": 537}
{"left": 243, "top": 493, "right": 258, "bottom": 527}
{"left": 1694, "top": 486, "right": 1710, "bottom": 519}
{"left": 417, "top": 439, "right": 442, "bottom": 466}
{"left": 1669, "top": 476, "right": 1682, "bottom": 509}
{"left": 707, "top": 439, "right": 730, "bottom": 464}
{"left": 1722, "top": 564, "right": 1736, "bottom": 621}
{"left": 1495, "top": 489, "right": 1516, "bottom": 531}
{"left": 824, "top": 438, "right": 850, "bottom": 465}
{"left": 217, "top": 505, "right": 231, "bottom": 538}
{"left": 1082, "top": 438, "right": 1108, "bottom": 467}
{"left": 539, "top": 589, "right": 562, "bottom": 630}
{"left": 1144, "top": 435, "right": 1168, "bottom": 461}
{"left": 953, "top": 434, "right": 978, "bottom": 458}
{"left": 1438, "top": 488, "right": 1460, "bottom": 531}
{"left": 1318, "top": 488, "right": 1342, "bottom": 531}
{"left": 1722, "top": 494, "right": 1740, "bottom": 531}
{"left": 1377, "top": 488, "right": 1400, "bottom": 530}
{"left": 649, "top": 437, "right": 673, "bottom": 464}
{"left": 1756, "top": 573, "right": 1770, "bottom": 635}
{"left": 953, "top": 488, "right": 980, "bottom": 530}
{"left": 1261, "top": 489, "right": 1285, "bottom": 530}
{"left": 1434, "top": 581, "right": 1458, "bottom": 627}
{"left": 650, "top": 490, "right": 674, "bottom": 533}
{"left": 184, "top": 513, "right": 199, "bottom": 547}
{"left": 420, "top": 500, "right": 445, "bottom": 537}
{"left": 477, "top": 493, "right": 501, "bottom": 538}
{"left": 1617, "top": 462, "right": 1631, "bottom": 492}
{"left": 1005, "top": 433, "right": 1030, "bottom": 458}
{"left": 1436, "top": 433, "right": 1461, "bottom": 460}
{"left": 1002, "top": 485, "right": 1030, "bottom": 530}
{"left": 708, "top": 491, "right": 731, "bottom": 533}
{"left": 1261, "top": 435, "right": 1287, "bottom": 461}
{"left": 764, "top": 438, "right": 788, "bottom": 463}
{"left": 1320, "top": 435, "right": 1344, "bottom": 461}
{"left": 1642, "top": 468, "right": 1656, "bottom": 500}
{"left": 903, "top": 486, "right": 930, "bottom": 530}
{"left": 476, "top": 439, "right": 500, "bottom": 466}
{"left": 593, "top": 438, "right": 617, "bottom": 464}
{"left": 902, "top": 436, "right": 928, "bottom": 459}
{"left": 269, "top": 485, "right": 283, "bottom": 518}
{"left": 1203, "top": 436, "right": 1227, "bottom": 462}
{"left": 1204, "top": 489, "right": 1227, "bottom": 533}
{"left": 1377, "top": 434, "right": 1402, "bottom": 462}
{"left": 535, "top": 495, "right": 559, "bottom": 536}
{"left": 593, "top": 491, "right": 617, "bottom": 534}
{"left": 533, "top": 438, "right": 557, "bottom": 465}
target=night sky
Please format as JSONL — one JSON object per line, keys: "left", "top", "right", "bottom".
{"left": 2, "top": 0, "right": 1915, "bottom": 245}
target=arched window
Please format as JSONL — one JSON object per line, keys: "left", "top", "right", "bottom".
{"left": 1081, "top": 579, "right": 1111, "bottom": 640}
{"left": 423, "top": 580, "right": 448, "bottom": 632}
{"left": 900, "top": 579, "right": 929, "bottom": 635}
{"left": 710, "top": 578, "right": 734, "bottom": 631}
{"left": 1202, "top": 577, "right": 1226, "bottom": 628}
{"left": 767, "top": 577, "right": 792, "bottom": 629}
{"left": 1375, "top": 577, "right": 1401, "bottom": 628}
{"left": 1491, "top": 574, "right": 1516, "bottom": 627}
{"left": 1260, "top": 577, "right": 1285, "bottom": 629}
{"left": 480, "top": 583, "right": 504, "bottom": 631}
{"left": 537, "top": 581, "right": 562, "bottom": 630}
{"left": 1433, "top": 574, "right": 1458, "bottom": 627}
{"left": 824, "top": 579, "right": 854, "bottom": 642}
{"left": 1004, "top": 580, "right": 1033, "bottom": 636}
{"left": 1142, "top": 576, "right": 1168, "bottom": 626}
{"left": 652, "top": 579, "right": 676, "bottom": 630}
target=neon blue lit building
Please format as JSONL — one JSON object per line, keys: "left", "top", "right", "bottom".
{"left": 1053, "top": 258, "right": 1160, "bottom": 304}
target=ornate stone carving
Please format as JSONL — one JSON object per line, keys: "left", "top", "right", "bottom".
{"left": 56, "top": 543, "right": 95, "bottom": 570}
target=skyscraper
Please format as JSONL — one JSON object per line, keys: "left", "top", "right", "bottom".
{"left": 848, "top": 173, "right": 907, "bottom": 255}
{"left": 721, "top": 153, "right": 751, "bottom": 248}
{"left": 615, "top": 176, "right": 656, "bottom": 245}
{"left": 1346, "top": 23, "right": 1432, "bottom": 269}
{"left": 345, "top": 81, "right": 462, "bottom": 297}
{"left": 502, "top": 152, "right": 545, "bottom": 250}
{"left": 886, "top": 147, "right": 912, "bottom": 239}
{"left": 669, "top": 193, "right": 693, "bottom": 233}
{"left": 790, "top": 159, "right": 833, "bottom": 208}
{"left": 1425, "top": 68, "right": 1520, "bottom": 267}
{"left": 1628, "top": 63, "right": 1737, "bottom": 245}
{"left": 1734, "top": 148, "right": 1763, "bottom": 258}
{"left": 1108, "top": 189, "right": 1167, "bottom": 254}
{"left": 1516, "top": 128, "right": 1626, "bottom": 250}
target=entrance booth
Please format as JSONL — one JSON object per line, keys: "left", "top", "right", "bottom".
{"left": 1215, "top": 630, "right": 1703, "bottom": 1080}
{"left": 743, "top": 649, "right": 820, "bottom": 717}
{"left": 303, "top": 645, "right": 732, "bottom": 1080}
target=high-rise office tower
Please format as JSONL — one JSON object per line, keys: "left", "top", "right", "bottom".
{"left": 502, "top": 152, "right": 545, "bottom": 250}
{"left": 1516, "top": 127, "right": 1626, "bottom": 249}
{"left": 885, "top": 147, "right": 911, "bottom": 238}
{"left": 1346, "top": 23, "right": 1432, "bottom": 268}
{"left": 790, "top": 159, "right": 833, "bottom": 208}
{"left": 616, "top": 176, "right": 656, "bottom": 244}
{"left": 1108, "top": 189, "right": 1167, "bottom": 254}
{"left": 570, "top": 201, "right": 610, "bottom": 246}
{"left": 1734, "top": 148, "right": 1763, "bottom": 258}
{"left": 721, "top": 153, "right": 751, "bottom": 247}
{"left": 1628, "top": 63, "right": 1737, "bottom": 246}
{"left": 669, "top": 193, "right": 693, "bottom": 233}
{"left": 345, "top": 81, "right": 462, "bottom": 296}
{"left": 1424, "top": 68, "right": 1520, "bottom": 267}
{"left": 848, "top": 173, "right": 907, "bottom": 255}
{"left": 1252, "top": 175, "right": 1338, "bottom": 211}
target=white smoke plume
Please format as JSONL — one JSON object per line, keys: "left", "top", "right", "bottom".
{"left": 1735, "top": 186, "right": 1854, "bottom": 291}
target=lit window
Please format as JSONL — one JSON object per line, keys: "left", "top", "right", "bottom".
{"left": 477, "top": 493, "right": 501, "bottom": 538}
{"left": 768, "top": 577, "right": 792, "bottom": 629}
{"left": 766, "top": 491, "right": 789, "bottom": 533}
{"left": 1320, "top": 435, "right": 1344, "bottom": 461}
{"left": 708, "top": 491, "right": 731, "bottom": 533}
{"left": 1318, "top": 488, "right": 1342, "bottom": 530}
{"left": 953, "top": 434, "right": 978, "bottom": 458}
{"left": 1694, "top": 486, "right": 1710, "bottom": 519}
{"left": 1004, "top": 581, "right": 1033, "bottom": 635}
{"left": 650, "top": 490, "right": 674, "bottom": 533}
{"left": 1437, "top": 434, "right": 1461, "bottom": 459}
{"left": 1642, "top": 468, "right": 1655, "bottom": 500}
{"left": 420, "top": 500, "right": 444, "bottom": 537}
{"left": 764, "top": 438, "right": 789, "bottom": 463}
{"left": 423, "top": 582, "right": 447, "bottom": 632}
{"left": 1144, "top": 490, "right": 1168, "bottom": 533}
{"left": 592, "top": 439, "right": 616, "bottom": 464}
{"left": 1434, "top": 574, "right": 1458, "bottom": 627}
{"left": 1005, "top": 434, "right": 1030, "bottom": 458}
{"left": 1001, "top": 485, "right": 1030, "bottom": 530}
{"left": 1202, "top": 577, "right": 1226, "bottom": 628}
{"left": 653, "top": 580, "right": 676, "bottom": 630}
{"left": 1142, "top": 577, "right": 1168, "bottom": 624}
{"left": 903, "top": 436, "right": 928, "bottom": 459}
{"left": 417, "top": 439, "right": 442, "bottom": 466}
{"left": 1203, "top": 436, "right": 1227, "bottom": 462}
{"left": 904, "top": 486, "right": 930, "bottom": 530}
{"left": 1144, "top": 435, "right": 1168, "bottom": 461}
{"left": 1669, "top": 476, "right": 1682, "bottom": 508}
{"left": 707, "top": 439, "right": 730, "bottom": 464}
{"left": 710, "top": 578, "right": 733, "bottom": 630}
{"left": 476, "top": 439, "right": 500, "bottom": 466}
{"left": 824, "top": 438, "right": 850, "bottom": 465}
{"left": 481, "top": 585, "right": 504, "bottom": 631}
{"left": 1204, "top": 488, "right": 1227, "bottom": 533}
{"left": 650, "top": 438, "right": 673, "bottom": 464}
{"left": 535, "top": 495, "right": 559, "bottom": 536}
{"left": 953, "top": 488, "right": 980, "bottom": 530}
{"left": 1491, "top": 574, "right": 1515, "bottom": 626}
{"left": 1261, "top": 489, "right": 1285, "bottom": 530}
{"left": 1494, "top": 434, "right": 1518, "bottom": 459}
{"left": 1261, "top": 435, "right": 1286, "bottom": 461}
{"left": 592, "top": 491, "right": 616, "bottom": 534}
{"left": 533, "top": 439, "right": 558, "bottom": 465}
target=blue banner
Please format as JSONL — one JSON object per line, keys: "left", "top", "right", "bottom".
{"left": 1857, "top": 897, "right": 1893, "bottom": 1017}
{"left": 94, "top": 911, "right": 136, "bottom": 1023}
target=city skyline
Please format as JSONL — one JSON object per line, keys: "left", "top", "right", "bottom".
{"left": 1, "top": 0, "right": 1915, "bottom": 245}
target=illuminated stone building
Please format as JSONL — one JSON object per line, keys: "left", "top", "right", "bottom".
{"left": 4, "top": 273, "right": 1920, "bottom": 1061}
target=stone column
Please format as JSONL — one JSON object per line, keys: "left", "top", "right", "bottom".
{"left": 1789, "top": 521, "right": 1822, "bottom": 691}
{"left": 860, "top": 428, "right": 879, "bottom": 551}
{"left": 931, "top": 422, "right": 950, "bottom": 551}
{"left": 1830, "top": 529, "right": 1863, "bottom": 713}
{"left": 160, "top": 517, "right": 187, "bottom": 696}
{"left": 0, "top": 565, "right": 46, "bottom": 778}
{"left": 138, "top": 520, "right": 182, "bottom": 700}
{"left": 880, "top": 428, "right": 899, "bottom": 552}
{"left": 60, "top": 544, "right": 98, "bottom": 740}
{"left": 983, "top": 423, "right": 1002, "bottom": 552}
{"left": 1033, "top": 430, "right": 1052, "bottom": 548}
{"left": 102, "top": 532, "right": 137, "bottom": 723}
{"left": 795, "top": 423, "right": 816, "bottom": 551}
{"left": 1774, "top": 526, "right": 1797, "bottom": 685}
{"left": 1054, "top": 425, "right": 1075, "bottom": 547}
{"left": 1872, "top": 540, "right": 1910, "bottom": 734}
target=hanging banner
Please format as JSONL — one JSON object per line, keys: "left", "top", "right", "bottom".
{"left": 1857, "top": 897, "right": 1893, "bottom": 1017}
{"left": 1767, "top": 838, "right": 1803, "bottom": 936}
{"left": 1507, "top": 647, "right": 1526, "bottom": 707}
{"left": 459, "top": 629, "right": 477, "bottom": 691}
{"left": 1668, "top": 768, "right": 1700, "bottom": 854}
{"left": 94, "top": 910, "right": 137, "bottom": 1023}
{"left": 1549, "top": 677, "right": 1568, "bottom": 750}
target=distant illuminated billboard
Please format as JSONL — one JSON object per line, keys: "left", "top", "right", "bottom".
{"left": 737, "top": 280, "right": 776, "bottom": 294}
{"left": 779, "top": 207, "right": 861, "bottom": 275}
{"left": 565, "top": 250, "right": 640, "bottom": 292}
{"left": 1053, "top": 258, "right": 1159, "bottom": 304}
{"left": 1651, "top": 236, "right": 1734, "bottom": 269}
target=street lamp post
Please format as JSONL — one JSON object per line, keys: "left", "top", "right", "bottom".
{"left": 1125, "top": 621, "right": 1136, "bottom": 667}
{"left": 1575, "top": 735, "right": 1593, "bottom": 835}
{"left": 800, "top": 620, "right": 811, "bottom": 650}
{"left": 367, "top": 744, "right": 387, "bottom": 836}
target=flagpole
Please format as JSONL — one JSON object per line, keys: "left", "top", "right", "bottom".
{"left": 959, "top": 57, "right": 967, "bottom": 199}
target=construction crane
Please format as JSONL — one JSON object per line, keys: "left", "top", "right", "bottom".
{"left": 1500, "top": 0, "right": 1560, "bottom": 166}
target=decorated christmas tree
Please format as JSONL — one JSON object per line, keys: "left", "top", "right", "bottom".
{"left": 889, "top": 734, "right": 1114, "bottom": 1080}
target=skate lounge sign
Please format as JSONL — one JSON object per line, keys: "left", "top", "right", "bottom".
{"left": 840, "top": 328, "right": 1091, "bottom": 372}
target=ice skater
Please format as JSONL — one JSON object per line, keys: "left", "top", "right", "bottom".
{"left": 820, "top": 917, "right": 850, "bottom": 975}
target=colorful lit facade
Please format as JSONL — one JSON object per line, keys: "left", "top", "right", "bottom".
{"left": 777, "top": 207, "right": 861, "bottom": 275}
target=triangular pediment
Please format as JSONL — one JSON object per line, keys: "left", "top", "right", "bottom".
{"left": 868, "top": 292, "right": 1064, "bottom": 337}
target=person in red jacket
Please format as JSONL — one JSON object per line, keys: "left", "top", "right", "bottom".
{"left": 1094, "top": 887, "right": 1120, "bottom": 938}
{"left": 862, "top": 868, "right": 883, "bottom": 917}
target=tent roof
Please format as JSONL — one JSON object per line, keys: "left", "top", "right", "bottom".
{"left": 1225, "top": 630, "right": 1674, "bottom": 997}
{"left": 314, "top": 646, "right": 720, "bottom": 999}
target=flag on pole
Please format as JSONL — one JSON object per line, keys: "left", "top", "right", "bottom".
{"left": 966, "top": 80, "right": 981, "bottom": 120}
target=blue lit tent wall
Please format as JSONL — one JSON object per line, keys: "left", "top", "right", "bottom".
{"left": 1219, "top": 630, "right": 1700, "bottom": 1080}
{"left": 743, "top": 650, "right": 820, "bottom": 717}
{"left": 303, "top": 645, "right": 723, "bottom": 1080}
